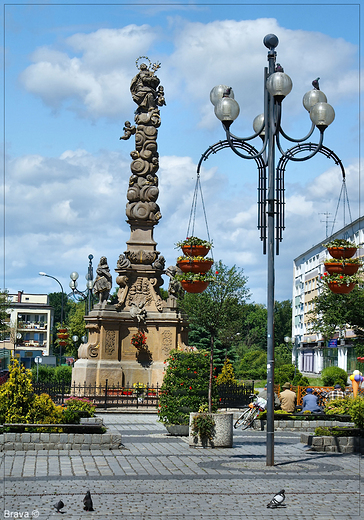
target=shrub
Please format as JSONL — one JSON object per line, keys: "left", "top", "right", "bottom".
{"left": 348, "top": 396, "right": 364, "bottom": 429}
{"left": 216, "top": 358, "right": 236, "bottom": 385}
{"left": 274, "top": 364, "right": 306, "bottom": 386}
{"left": 54, "top": 365, "right": 72, "bottom": 384}
{"left": 31, "top": 365, "right": 55, "bottom": 383}
{"left": 63, "top": 397, "right": 95, "bottom": 421}
{"left": 158, "top": 350, "right": 218, "bottom": 426}
{"left": 235, "top": 350, "right": 267, "bottom": 380}
{"left": 321, "top": 366, "right": 348, "bottom": 387}
{"left": 191, "top": 412, "right": 216, "bottom": 441}
{"left": 0, "top": 358, "right": 35, "bottom": 424}
{"left": 324, "top": 397, "right": 352, "bottom": 416}
{"left": 26, "top": 394, "right": 63, "bottom": 431}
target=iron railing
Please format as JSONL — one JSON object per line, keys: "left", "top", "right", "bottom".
{"left": 32, "top": 380, "right": 255, "bottom": 410}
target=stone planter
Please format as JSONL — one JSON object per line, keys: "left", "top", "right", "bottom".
{"left": 165, "top": 424, "right": 189, "bottom": 436}
{"left": 301, "top": 432, "right": 364, "bottom": 454}
{"left": 189, "top": 412, "right": 233, "bottom": 448}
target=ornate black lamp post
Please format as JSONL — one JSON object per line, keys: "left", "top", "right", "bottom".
{"left": 206, "top": 34, "right": 335, "bottom": 466}
{"left": 69, "top": 254, "right": 94, "bottom": 315}
{"left": 39, "top": 271, "right": 65, "bottom": 364}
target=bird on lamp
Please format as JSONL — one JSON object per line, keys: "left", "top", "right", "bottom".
{"left": 312, "top": 77, "right": 320, "bottom": 90}
{"left": 275, "top": 63, "right": 284, "bottom": 72}
{"left": 267, "top": 489, "right": 286, "bottom": 508}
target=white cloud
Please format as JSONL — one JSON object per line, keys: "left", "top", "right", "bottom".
{"left": 20, "top": 25, "right": 158, "bottom": 119}
{"left": 19, "top": 20, "right": 359, "bottom": 125}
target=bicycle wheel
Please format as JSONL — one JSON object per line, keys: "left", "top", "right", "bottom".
{"left": 234, "top": 408, "right": 255, "bottom": 430}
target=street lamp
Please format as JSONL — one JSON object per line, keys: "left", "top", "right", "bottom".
{"left": 207, "top": 34, "right": 335, "bottom": 466}
{"left": 69, "top": 254, "right": 94, "bottom": 315}
{"left": 39, "top": 272, "right": 65, "bottom": 364}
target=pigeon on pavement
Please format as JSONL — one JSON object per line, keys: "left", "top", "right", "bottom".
{"left": 53, "top": 500, "right": 65, "bottom": 514}
{"left": 83, "top": 490, "right": 94, "bottom": 511}
{"left": 267, "top": 489, "right": 286, "bottom": 508}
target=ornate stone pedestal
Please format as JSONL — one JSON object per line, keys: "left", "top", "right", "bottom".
{"left": 71, "top": 57, "right": 188, "bottom": 389}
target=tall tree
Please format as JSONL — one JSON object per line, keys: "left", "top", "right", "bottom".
{"left": 180, "top": 261, "right": 250, "bottom": 411}
{"left": 308, "top": 285, "right": 364, "bottom": 341}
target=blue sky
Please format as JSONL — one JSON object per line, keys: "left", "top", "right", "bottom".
{"left": 2, "top": 1, "right": 362, "bottom": 305}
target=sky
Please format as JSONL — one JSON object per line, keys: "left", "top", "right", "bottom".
{"left": 2, "top": 1, "right": 362, "bottom": 306}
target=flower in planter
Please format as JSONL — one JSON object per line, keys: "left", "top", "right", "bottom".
{"left": 175, "top": 237, "right": 213, "bottom": 249}
{"left": 131, "top": 331, "right": 147, "bottom": 350}
{"left": 323, "top": 239, "right": 357, "bottom": 249}
{"left": 324, "top": 257, "right": 362, "bottom": 265}
{"left": 174, "top": 271, "right": 216, "bottom": 283}
{"left": 321, "top": 272, "right": 359, "bottom": 286}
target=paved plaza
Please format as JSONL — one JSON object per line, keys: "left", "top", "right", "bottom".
{"left": 1, "top": 413, "right": 363, "bottom": 519}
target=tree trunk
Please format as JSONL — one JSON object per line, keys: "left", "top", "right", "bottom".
{"left": 208, "top": 334, "right": 214, "bottom": 413}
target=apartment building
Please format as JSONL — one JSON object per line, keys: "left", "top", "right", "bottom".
{"left": 292, "top": 216, "right": 364, "bottom": 375}
{"left": 3, "top": 291, "right": 54, "bottom": 368}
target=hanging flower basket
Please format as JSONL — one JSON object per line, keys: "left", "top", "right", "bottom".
{"left": 175, "top": 271, "right": 216, "bottom": 294}
{"left": 327, "top": 247, "right": 357, "bottom": 260}
{"left": 177, "top": 256, "right": 213, "bottom": 274}
{"left": 324, "top": 239, "right": 357, "bottom": 259}
{"left": 324, "top": 261, "right": 360, "bottom": 276}
{"left": 180, "top": 280, "right": 210, "bottom": 293}
{"left": 57, "top": 333, "right": 69, "bottom": 340}
{"left": 181, "top": 245, "right": 210, "bottom": 257}
{"left": 58, "top": 341, "right": 67, "bottom": 347}
{"left": 321, "top": 271, "right": 358, "bottom": 294}
{"left": 328, "top": 282, "right": 356, "bottom": 294}
{"left": 175, "top": 237, "right": 212, "bottom": 258}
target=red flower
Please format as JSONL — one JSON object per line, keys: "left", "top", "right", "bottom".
{"left": 340, "top": 275, "right": 344, "bottom": 279}
{"left": 215, "top": 271, "right": 219, "bottom": 274}
{"left": 324, "top": 272, "right": 328, "bottom": 276}
{"left": 189, "top": 386, "right": 192, "bottom": 390}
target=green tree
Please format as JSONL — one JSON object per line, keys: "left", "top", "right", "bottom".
{"left": 235, "top": 349, "right": 267, "bottom": 380}
{"left": 216, "top": 358, "right": 237, "bottom": 385}
{"left": 158, "top": 350, "right": 218, "bottom": 426}
{"left": 0, "top": 290, "right": 10, "bottom": 342}
{"left": 66, "top": 300, "right": 87, "bottom": 357}
{"left": 308, "top": 284, "right": 364, "bottom": 342}
{"left": 274, "top": 299, "right": 292, "bottom": 347}
{"left": 180, "top": 261, "right": 250, "bottom": 411}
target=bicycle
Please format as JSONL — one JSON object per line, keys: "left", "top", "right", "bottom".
{"left": 234, "top": 394, "right": 267, "bottom": 430}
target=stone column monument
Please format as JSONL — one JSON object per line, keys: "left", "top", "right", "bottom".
{"left": 71, "top": 58, "right": 188, "bottom": 389}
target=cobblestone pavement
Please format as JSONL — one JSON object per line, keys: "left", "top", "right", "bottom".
{"left": 1, "top": 413, "right": 363, "bottom": 519}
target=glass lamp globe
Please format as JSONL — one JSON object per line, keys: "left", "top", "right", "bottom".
{"left": 214, "top": 96, "right": 240, "bottom": 123}
{"left": 253, "top": 114, "right": 265, "bottom": 136}
{"left": 70, "top": 271, "right": 79, "bottom": 281}
{"left": 302, "top": 89, "right": 327, "bottom": 112}
{"left": 69, "top": 280, "right": 78, "bottom": 289}
{"left": 266, "top": 72, "right": 292, "bottom": 101}
{"left": 210, "top": 85, "right": 235, "bottom": 106}
{"left": 310, "top": 102, "right": 335, "bottom": 129}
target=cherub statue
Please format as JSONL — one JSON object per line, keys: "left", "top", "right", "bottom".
{"left": 120, "top": 121, "right": 136, "bottom": 140}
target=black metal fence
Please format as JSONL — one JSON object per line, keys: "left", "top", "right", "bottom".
{"left": 32, "top": 380, "right": 255, "bottom": 410}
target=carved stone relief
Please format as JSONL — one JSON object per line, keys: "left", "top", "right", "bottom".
{"left": 161, "top": 330, "right": 173, "bottom": 355}
{"left": 105, "top": 330, "right": 116, "bottom": 356}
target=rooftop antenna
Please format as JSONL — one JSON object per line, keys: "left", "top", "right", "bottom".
{"left": 319, "top": 212, "right": 334, "bottom": 238}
